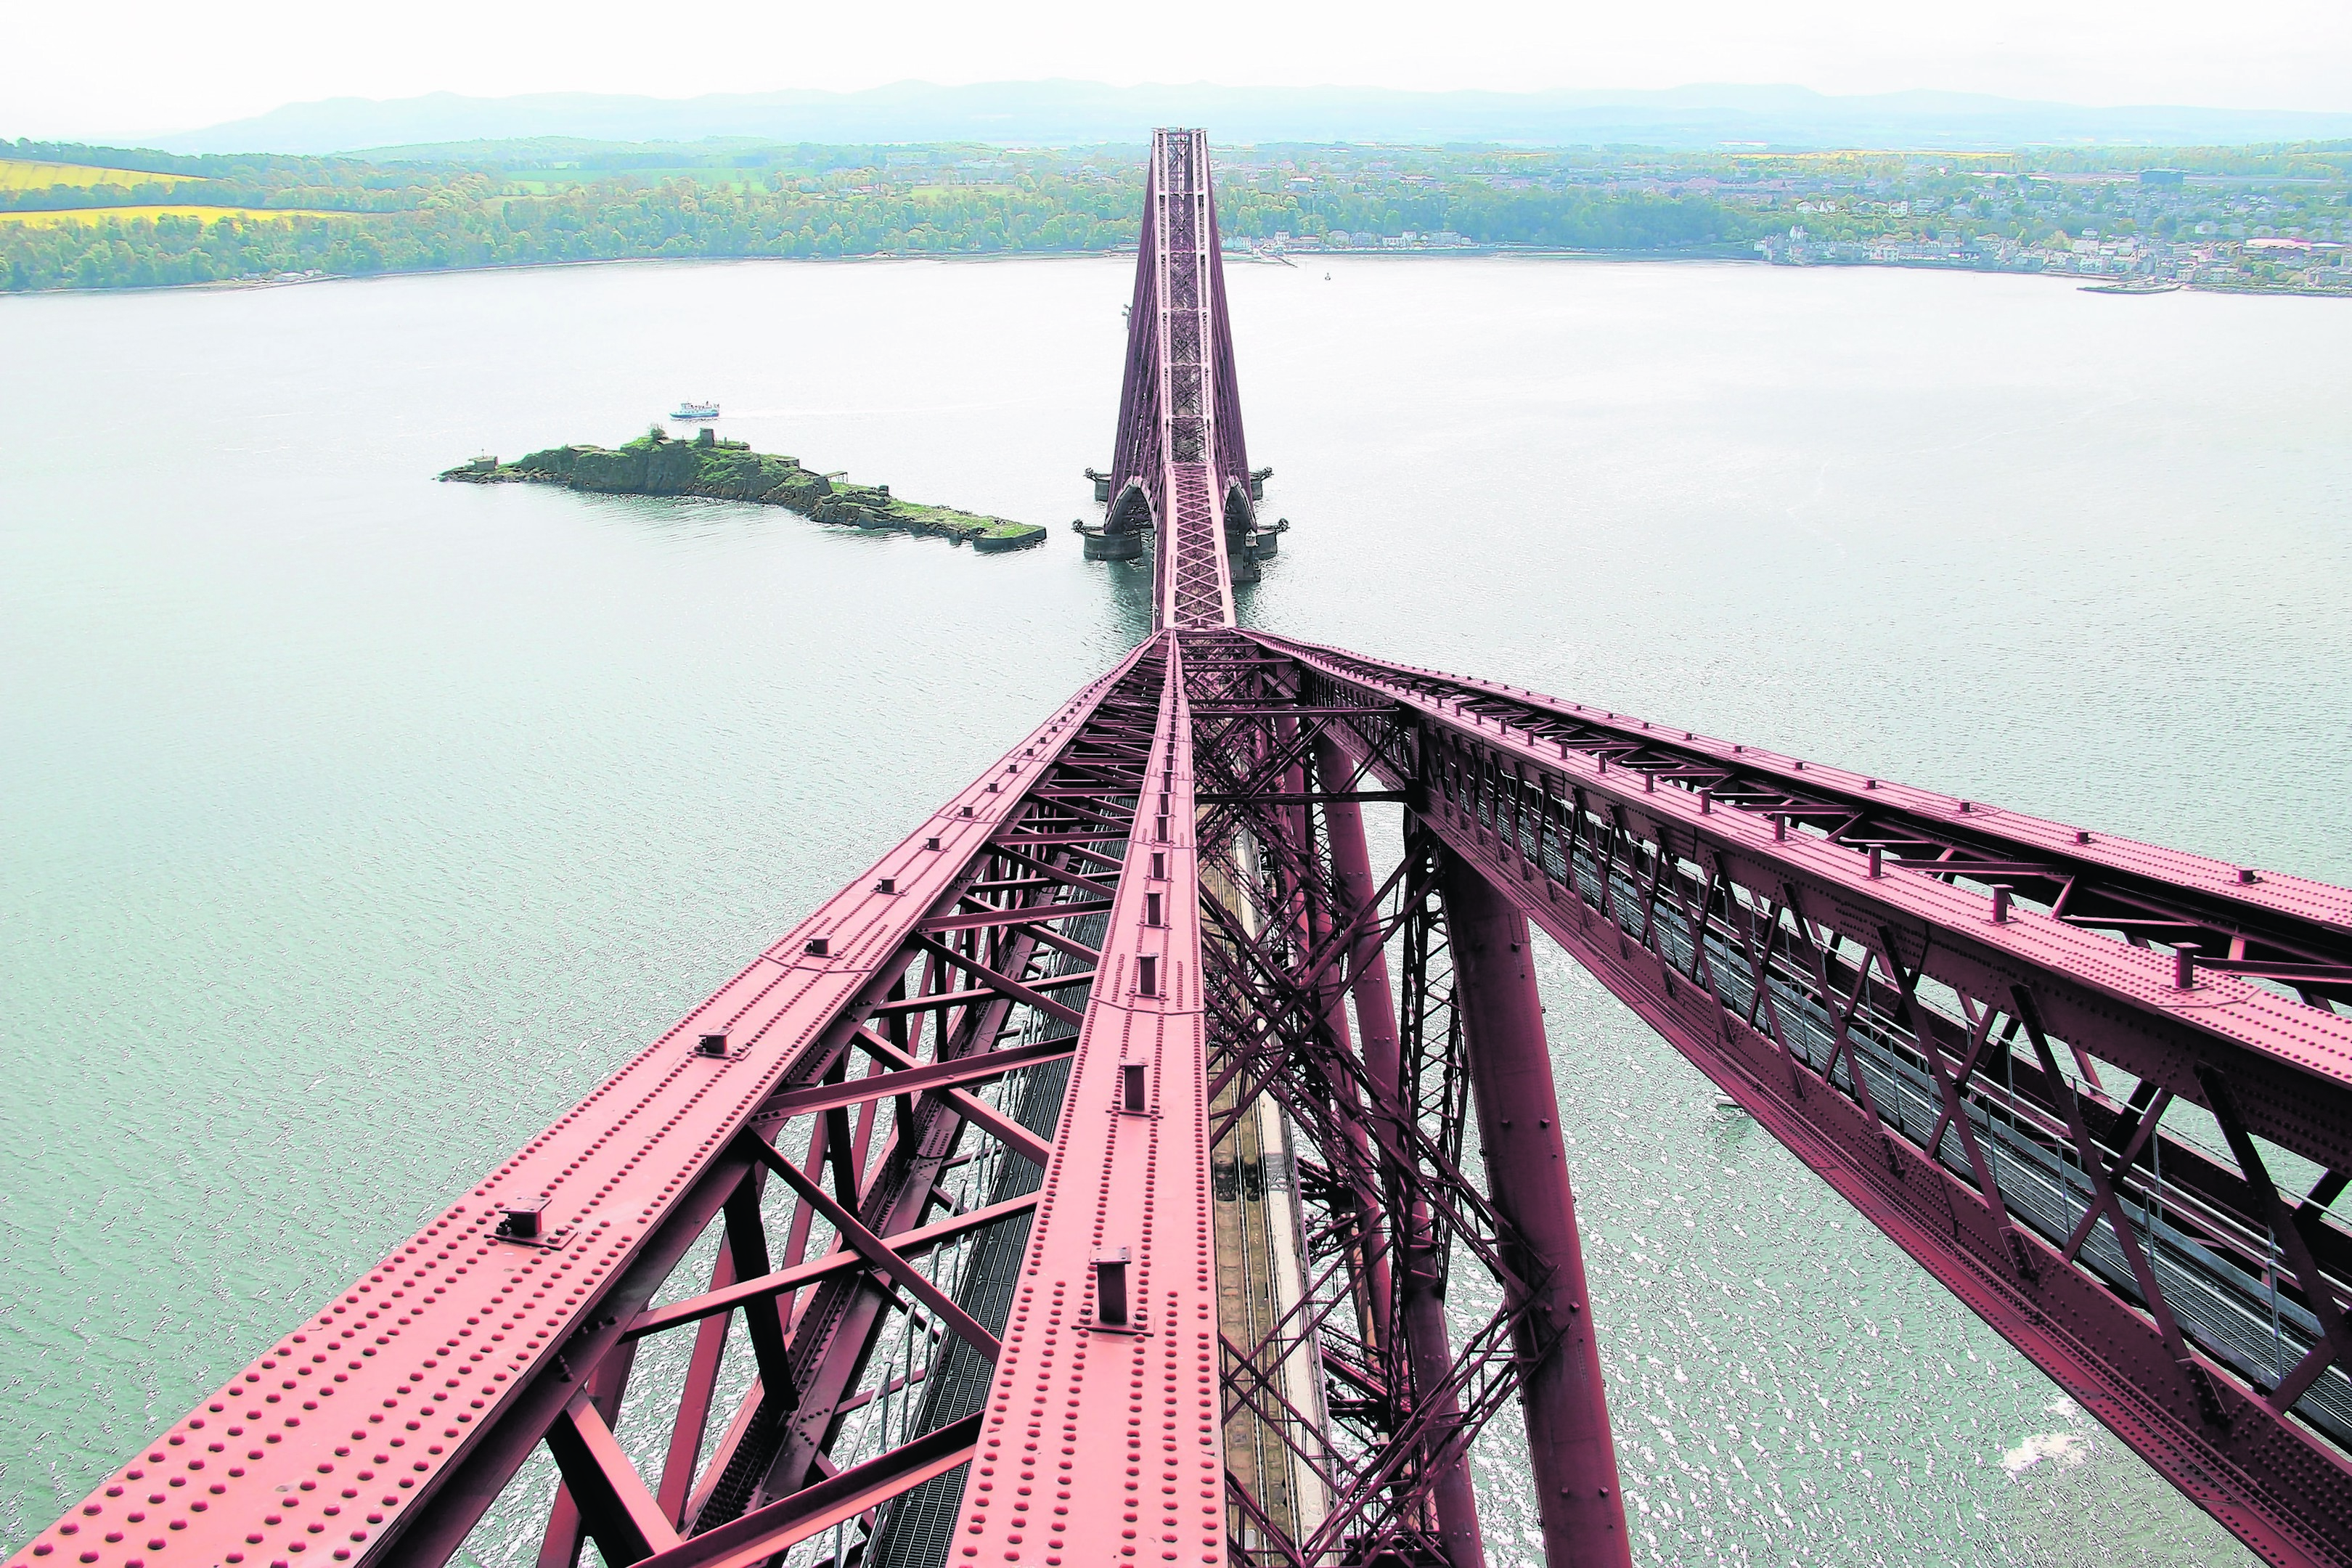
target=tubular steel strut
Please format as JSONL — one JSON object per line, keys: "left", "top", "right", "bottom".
{"left": 15, "top": 130, "right": 2352, "bottom": 1568}
{"left": 1260, "top": 628, "right": 2352, "bottom": 1568}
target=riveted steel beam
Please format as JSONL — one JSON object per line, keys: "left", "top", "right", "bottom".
{"left": 1255, "top": 629, "right": 2352, "bottom": 1568}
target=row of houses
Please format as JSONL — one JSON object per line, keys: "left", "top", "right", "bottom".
{"left": 1229, "top": 230, "right": 1478, "bottom": 254}
{"left": 1756, "top": 228, "right": 2352, "bottom": 290}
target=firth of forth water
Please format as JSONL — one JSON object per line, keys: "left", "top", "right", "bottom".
{"left": 5, "top": 256, "right": 2349, "bottom": 1567}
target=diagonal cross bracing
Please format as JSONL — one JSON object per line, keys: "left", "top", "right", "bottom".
{"left": 1107, "top": 128, "right": 1250, "bottom": 632}
{"left": 19, "top": 626, "right": 2352, "bottom": 1568}
{"left": 1279, "top": 637, "right": 2352, "bottom": 1006}
{"left": 945, "top": 631, "right": 1231, "bottom": 1563}
{"left": 1175, "top": 626, "right": 1626, "bottom": 1568}
{"left": 20, "top": 128, "right": 2352, "bottom": 1568}
{"left": 1247, "top": 629, "right": 2352, "bottom": 1568}
{"left": 9, "top": 643, "right": 1172, "bottom": 1568}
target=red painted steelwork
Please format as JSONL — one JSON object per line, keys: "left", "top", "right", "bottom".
{"left": 1180, "top": 629, "right": 1614, "bottom": 1568}
{"left": 1289, "top": 647, "right": 2352, "bottom": 1007}
{"left": 1258, "top": 630, "right": 2352, "bottom": 1568}
{"left": 1105, "top": 128, "right": 1249, "bottom": 631}
{"left": 25, "top": 122, "right": 2352, "bottom": 1568}
{"left": 7, "top": 645, "right": 1162, "bottom": 1568}
{"left": 1437, "top": 859, "right": 1629, "bottom": 1568}
{"left": 947, "top": 633, "right": 1230, "bottom": 1567}
{"left": 1316, "top": 740, "right": 1477, "bottom": 1565}
{"left": 1259, "top": 632, "right": 2352, "bottom": 1175}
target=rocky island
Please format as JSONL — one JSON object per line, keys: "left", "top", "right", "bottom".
{"left": 438, "top": 428, "right": 1048, "bottom": 552}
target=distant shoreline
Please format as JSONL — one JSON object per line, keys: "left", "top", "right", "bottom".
{"left": 7, "top": 245, "right": 2343, "bottom": 301}
{"left": 0, "top": 246, "right": 1900, "bottom": 299}
{"left": 1, "top": 246, "right": 1135, "bottom": 298}
{"left": 13, "top": 134, "right": 2345, "bottom": 301}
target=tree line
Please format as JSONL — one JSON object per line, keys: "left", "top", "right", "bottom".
{"left": 1, "top": 143, "right": 1769, "bottom": 293}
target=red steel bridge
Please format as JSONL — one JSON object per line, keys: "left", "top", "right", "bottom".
{"left": 15, "top": 128, "right": 2352, "bottom": 1568}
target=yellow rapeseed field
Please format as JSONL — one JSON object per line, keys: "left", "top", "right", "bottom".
{"left": 0, "top": 158, "right": 208, "bottom": 191}
{"left": 0, "top": 205, "right": 354, "bottom": 228}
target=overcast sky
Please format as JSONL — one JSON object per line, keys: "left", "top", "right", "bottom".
{"left": 8, "top": 0, "right": 2350, "bottom": 141}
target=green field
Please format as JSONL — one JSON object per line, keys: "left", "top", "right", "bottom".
{"left": 0, "top": 157, "right": 207, "bottom": 191}
{"left": 0, "top": 205, "right": 353, "bottom": 228}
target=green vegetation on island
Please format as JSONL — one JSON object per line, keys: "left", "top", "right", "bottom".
{"left": 441, "top": 426, "right": 1047, "bottom": 552}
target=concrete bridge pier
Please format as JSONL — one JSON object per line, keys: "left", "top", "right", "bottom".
{"left": 1075, "top": 520, "right": 1146, "bottom": 560}
{"left": 1228, "top": 521, "right": 1262, "bottom": 583}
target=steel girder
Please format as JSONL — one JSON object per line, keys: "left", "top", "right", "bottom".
{"left": 944, "top": 632, "right": 1231, "bottom": 1568}
{"left": 10, "top": 644, "right": 1174, "bottom": 1568}
{"left": 1289, "top": 645, "right": 2352, "bottom": 1010}
{"left": 1174, "top": 630, "right": 1632, "bottom": 1568}
{"left": 25, "top": 621, "right": 2352, "bottom": 1568}
{"left": 1103, "top": 128, "right": 1251, "bottom": 631}
{"left": 931, "top": 628, "right": 1635, "bottom": 1568}
{"left": 1247, "top": 630, "right": 2352, "bottom": 1568}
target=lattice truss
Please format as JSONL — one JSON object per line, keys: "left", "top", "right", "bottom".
{"left": 20, "top": 626, "right": 2352, "bottom": 1568}
{"left": 510, "top": 656, "right": 1183, "bottom": 1568}
{"left": 1098, "top": 128, "right": 1255, "bottom": 629}
{"left": 1262, "top": 632, "right": 2352, "bottom": 1568}
{"left": 1177, "top": 632, "right": 1569, "bottom": 1568}
{"left": 1150, "top": 131, "right": 1237, "bottom": 632}
{"left": 7, "top": 646, "right": 1181, "bottom": 1568}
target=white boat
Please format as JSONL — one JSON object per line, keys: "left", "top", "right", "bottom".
{"left": 671, "top": 401, "right": 720, "bottom": 420}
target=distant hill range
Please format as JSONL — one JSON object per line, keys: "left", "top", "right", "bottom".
{"left": 154, "top": 81, "right": 2352, "bottom": 156}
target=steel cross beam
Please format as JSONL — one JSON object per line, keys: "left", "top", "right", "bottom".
{"left": 8, "top": 643, "right": 1172, "bottom": 1568}
{"left": 24, "top": 625, "right": 2352, "bottom": 1568}
{"left": 1283, "top": 642, "right": 2352, "bottom": 1008}
{"left": 1244, "top": 629, "right": 2352, "bottom": 1568}
{"left": 945, "top": 631, "right": 1231, "bottom": 1565}
{"left": 1103, "top": 128, "right": 1253, "bottom": 632}
{"left": 1175, "top": 629, "right": 1630, "bottom": 1568}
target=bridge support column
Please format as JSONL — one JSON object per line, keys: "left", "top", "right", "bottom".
{"left": 1313, "top": 735, "right": 1397, "bottom": 1344}
{"left": 1083, "top": 528, "right": 1144, "bottom": 560}
{"left": 1321, "top": 745, "right": 1494, "bottom": 1568}
{"left": 1439, "top": 847, "right": 1631, "bottom": 1568}
{"left": 1227, "top": 523, "right": 1262, "bottom": 584}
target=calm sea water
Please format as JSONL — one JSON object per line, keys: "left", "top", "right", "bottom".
{"left": 5, "top": 255, "right": 2349, "bottom": 1567}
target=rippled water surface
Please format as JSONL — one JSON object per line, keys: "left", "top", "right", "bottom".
{"left": 5, "top": 256, "right": 2348, "bottom": 1564}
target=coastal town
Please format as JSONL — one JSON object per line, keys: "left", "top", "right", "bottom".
{"left": 1212, "top": 145, "right": 2352, "bottom": 293}
{"left": 1746, "top": 166, "right": 2350, "bottom": 290}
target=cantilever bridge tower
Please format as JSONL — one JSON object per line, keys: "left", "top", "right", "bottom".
{"left": 14, "top": 131, "right": 2352, "bottom": 1568}
{"left": 1087, "top": 128, "right": 1267, "bottom": 619}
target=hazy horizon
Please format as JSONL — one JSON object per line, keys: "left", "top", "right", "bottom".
{"left": 7, "top": 0, "right": 2350, "bottom": 143}
{"left": 133, "top": 76, "right": 2352, "bottom": 141}
{"left": 75, "top": 76, "right": 2352, "bottom": 146}
{"left": 21, "top": 78, "right": 2352, "bottom": 163}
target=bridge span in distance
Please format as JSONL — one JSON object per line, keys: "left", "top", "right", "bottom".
{"left": 12, "top": 128, "right": 2352, "bottom": 1568}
